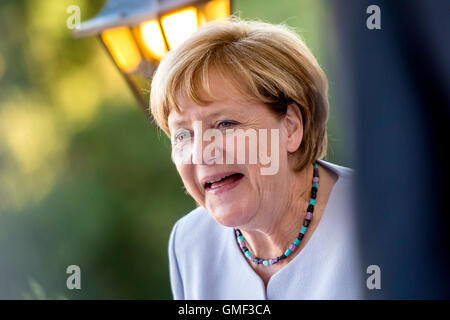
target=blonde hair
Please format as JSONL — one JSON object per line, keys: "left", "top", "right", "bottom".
{"left": 150, "top": 17, "right": 329, "bottom": 171}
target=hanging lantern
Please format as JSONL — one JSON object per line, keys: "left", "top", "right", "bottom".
{"left": 74, "top": 0, "right": 231, "bottom": 119}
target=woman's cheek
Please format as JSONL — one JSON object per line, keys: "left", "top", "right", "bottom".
{"left": 177, "top": 164, "right": 201, "bottom": 199}
{"left": 171, "top": 140, "right": 193, "bottom": 165}
{"left": 173, "top": 157, "right": 204, "bottom": 202}
{"left": 223, "top": 131, "right": 238, "bottom": 164}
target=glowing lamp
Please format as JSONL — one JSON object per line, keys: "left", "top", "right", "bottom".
{"left": 74, "top": 0, "right": 231, "bottom": 118}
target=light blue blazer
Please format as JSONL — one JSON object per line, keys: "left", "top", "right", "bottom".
{"left": 168, "top": 160, "right": 364, "bottom": 299}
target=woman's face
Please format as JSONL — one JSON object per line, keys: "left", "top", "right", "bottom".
{"left": 167, "top": 72, "right": 301, "bottom": 228}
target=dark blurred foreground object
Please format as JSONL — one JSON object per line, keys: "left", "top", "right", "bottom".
{"left": 332, "top": 0, "right": 450, "bottom": 298}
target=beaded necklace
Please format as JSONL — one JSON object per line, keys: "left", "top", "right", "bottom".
{"left": 234, "top": 162, "right": 319, "bottom": 266}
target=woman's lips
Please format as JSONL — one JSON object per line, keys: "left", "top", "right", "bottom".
{"left": 203, "top": 173, "right": 244, "bottom": 195}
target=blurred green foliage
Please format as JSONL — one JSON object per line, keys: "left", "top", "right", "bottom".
{"left": 0, "top": 0, "right": 349, "bottom": 299}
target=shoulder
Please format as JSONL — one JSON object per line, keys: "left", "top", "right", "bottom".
{"left": 169, "top": 206, "right": 228, "bottom": 256}
{"left": 317, "top": 159, "right": 354, "bottom": 183}
{"left": 171, "top": 206, "right": 219, "bottom": 237}
{"left": 316, "top": 159, "right": 355, "bottom": 206}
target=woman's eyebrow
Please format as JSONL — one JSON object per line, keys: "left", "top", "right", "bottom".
{"left": 171, "top": 118, "right": 189, "bottom": 129}
{"left": 169, "top": 105, "right": 245, "bottom": 130}
{"left": 169, "top": 113, "right": 192, "bottom": 131}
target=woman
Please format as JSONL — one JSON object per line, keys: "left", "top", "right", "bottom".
{"left": 150, "top": 18, "right": 363, "bottom": 299}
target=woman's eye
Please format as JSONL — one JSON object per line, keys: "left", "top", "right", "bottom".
{"left": 217, "top": 120, "right": 236, "bottom": 129}
{"left": 173, "top": 130, "right": 191, "bottom": 144}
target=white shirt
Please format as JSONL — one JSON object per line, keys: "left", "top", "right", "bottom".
{"left": 168, "top": 160, "right": 364, "bottom": 299}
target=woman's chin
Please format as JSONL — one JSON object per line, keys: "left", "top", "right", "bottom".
{"left": 207, "top": 204, "right": 255, "bottom": 228}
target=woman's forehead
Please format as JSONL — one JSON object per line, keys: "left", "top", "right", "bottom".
{"left": 169, "top": 96, "right": 243, "bottom": 122}
{"left": 167, "top": 94, "right": 261, "bottom": 129}
{"left": 173, "top": 74, "right": 255, "bottom": 113}
{"left": 183, "top": 70, "right": 247, "bottom": 103}
{"left": 167, "top": 69, "right": 260, "bottom": 130}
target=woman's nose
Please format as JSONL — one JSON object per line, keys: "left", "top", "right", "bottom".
{"left": 191, "top": 130, "right": 205, "bottom": 165}
{"left": 191, "top": 123, "right": 224, "bottom": 165}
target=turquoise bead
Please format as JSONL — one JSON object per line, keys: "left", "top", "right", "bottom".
{"left": 263, "top": 260, "right": 270, "bottom": 266}
{"left": 293, "top": 238, "right": 300, "bottom": 246}
{"left": 313, "top": 163, "right": 318, "bottom": 169}
{"left": 284, "top": 248, "right": 292, "bottom": 256}
{"left": 309, "top": 198, "right": 316, "bottom": 205}
{"left": 237, "top": 235, "right": 244, "bottom": 243}
{"left": 301, "top": 226, "right": 307, "bottom": 234}
{"left": 313, "top": 182, "right": 318, "bottom": 188}
{"left": 245, "top": 251, "right": 251, "bottom": 258}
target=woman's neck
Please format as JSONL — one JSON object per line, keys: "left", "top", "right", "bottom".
{"left": 239, "top": 164, "right": 313, "bottom": 261}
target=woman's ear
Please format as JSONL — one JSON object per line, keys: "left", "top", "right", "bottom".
{"left": 283, "top": 103, "right": 303, "bottom": 153}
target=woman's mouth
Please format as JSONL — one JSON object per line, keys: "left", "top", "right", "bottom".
{"left": 203, "top": 172, "right": 244, "bottom": 194}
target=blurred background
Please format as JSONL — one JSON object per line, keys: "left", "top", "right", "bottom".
{"left": 2, "top": 0, "right": 448, "bottom": 300}
{"left": 0, "top": 0, "right": 350, "bottom": 299}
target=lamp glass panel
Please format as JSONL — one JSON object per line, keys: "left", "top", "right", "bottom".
{"left": 101, "top": 27, "right": 141, "bottom": 73}
{"left": 198, "top": 11, "right": 207, "bottom": 26}
{"left": 204, "top": 0, "right": 230, "bottom": 21}
{"left": 138, "top": 20, "right": 167, "bottom": 61}
{"left": 161, "top": 7, "right": 198, "bottom": 50}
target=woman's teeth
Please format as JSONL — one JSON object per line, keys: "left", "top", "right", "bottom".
{"left": 205, "top": 173, "right": 244, "bottom": 190}
{"left": 208, "top": 174, "right": 232, "bottom": 184}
